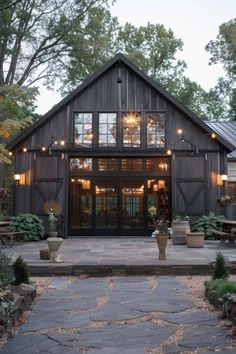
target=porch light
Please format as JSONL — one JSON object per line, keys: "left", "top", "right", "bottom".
{"left": 221, "top": 174, "right": 228, "bottom": 181}
{"left": 14, "top": 174, "right": 20, "bottom": 185}
{"left": 177, "top": 128, "right": 183, "bottom": 135}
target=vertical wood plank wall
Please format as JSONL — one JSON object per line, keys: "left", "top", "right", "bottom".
{"left": 13, "top": 62, "right": 228, "bottom": 234}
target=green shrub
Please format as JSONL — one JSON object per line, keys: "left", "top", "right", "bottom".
{"left": 10, "top": 213, "right": 44, "bottom": 241}
{"left": 191, "top": 212, "right": 225, "bottom": 238}
{"left": 0, "top": 251, "right": 12, "bottom": 286}
{"left": 205, "top": 279, "right": 236, "bottom": 305}
{"left": 13, "top": 256, "right": 30, "bottom": 285}
{"left": 213, "top": 252, "right": 229, "bottom": 280}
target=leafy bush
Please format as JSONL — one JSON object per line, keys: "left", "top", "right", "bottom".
{"left": 191, "top": 212, "right": 225, "bottom": 238}
{"left": 205, "top": 279, "right": 236, "bottom": 305}
{"left": 0, "top": 251, "right": 13, "bottom": 286}
{"left": 213, "top": 252, "right": 229, "bottom": 280}
{"left": 13, "top": 256, "right": 30, "bottom": 285}
{"left": 10, "top": 213, "right": 44, "bottom": 241}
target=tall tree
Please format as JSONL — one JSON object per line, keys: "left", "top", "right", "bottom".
{"left": 0, "top": 0, "right": 111, "bottom": 87}
{"left": 206, "top": 18, "right": 236, "bottom": 120}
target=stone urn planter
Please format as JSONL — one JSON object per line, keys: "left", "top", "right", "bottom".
{"left": 155, "top": 234, "right": 168, "bottom": 260}
{"left": 186, "top": 232, "right": 205, "bottom": 248}
{"left": 47, "top": 237, "right": 63, "bottom": 262}
{"left": 172, "top": 221, "right": 190, "bottom": 245}
{"left": 48, "top": 231, "right": 58, "bottom": 238}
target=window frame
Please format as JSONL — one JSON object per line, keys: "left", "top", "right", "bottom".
{"left": 73, "top": 112, "right": 94, "bottom": 148}
{"left": 98, "top": 112, "right": 118, "bottom": 148}
{"left": 146, "top": 111, "right": 166, "bottom": 149}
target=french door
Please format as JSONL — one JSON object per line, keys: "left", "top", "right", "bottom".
{"left": 69, "top": 177, "right": 170, "bottom": 236}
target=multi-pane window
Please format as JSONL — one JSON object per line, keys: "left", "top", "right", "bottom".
{"left": 74, "top": 113, "right": 93, "bottom": 147}
{"left": 147, "top": 113, "right": 165, "bottom": 148}
{"left": 123, "top": 113, "right": 141, "bottom": 147}
{"left": 98, "top": 113, "right": 117, "bottom": 147}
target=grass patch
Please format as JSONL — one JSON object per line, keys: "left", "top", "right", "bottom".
{"left": 205, "top": 279, "right": 236, "bottom": 305}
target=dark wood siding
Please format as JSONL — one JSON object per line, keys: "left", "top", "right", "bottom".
{"left": 13, "top": 61, "right": 229, "bottom": 235}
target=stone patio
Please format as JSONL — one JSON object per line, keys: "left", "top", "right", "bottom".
{"left": 2, "top": 238, "right": 236, "bottom": 276}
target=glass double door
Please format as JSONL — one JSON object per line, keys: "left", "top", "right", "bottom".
{"left": 69, "top": 177, "right": 169, "bottom": 235}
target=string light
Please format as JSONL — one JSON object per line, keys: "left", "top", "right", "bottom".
{"left": 22, "top": 148, "right": 27, "bottom": 153}
{"left": 9, "top": 151, "right": 13, "bottom": 156}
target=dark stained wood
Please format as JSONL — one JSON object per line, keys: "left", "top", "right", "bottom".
{"left": 10, "top": 55, "right": 233, "bottom": 236}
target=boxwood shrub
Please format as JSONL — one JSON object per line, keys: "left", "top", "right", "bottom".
{"left": 10, "top": 213, "right": 44, "bottom": 241}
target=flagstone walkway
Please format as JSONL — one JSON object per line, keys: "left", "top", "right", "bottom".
{"left": 1, "top": 276, "right": 236, "bottom": 354}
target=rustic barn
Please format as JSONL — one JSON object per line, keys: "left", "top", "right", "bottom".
{"left": 7, "top": 53, "right": 234, "bottom": 237}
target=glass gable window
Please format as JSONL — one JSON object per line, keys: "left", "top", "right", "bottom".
{"left": 99, "top": 113, "right": 117, "bottom": 147}
{"left": 74, "top": 113, "right": 93, "bottom": 147}
{"left": 123, "top": 113, "right": 141, "bottom": 147}
{"left": 147, "top": 113, "right": 165, "bottom": 148}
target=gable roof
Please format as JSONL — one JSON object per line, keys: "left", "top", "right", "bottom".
{"left": 7, "top": 53, "right": 234, "bottom": 152}
{"left": 207, "top": 121, "right": 236, "bottom": 159}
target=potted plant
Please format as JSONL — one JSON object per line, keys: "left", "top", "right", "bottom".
{"left": 148, "top": 207, "right": 170, "bottom": 260}
{"left": 46, "top": 209, "right": 64, "bottom": 262}
{"left": 48, "top": 210, "right": 58, "bottom": 237}
{"left": 186, "top": 231, "right": 205, "bottom": 248}
{"left": 151, "top": 219, "right": 171, "bottom": 260}
{"left": 171, "top": 212, "right": 190, "bottom": 245}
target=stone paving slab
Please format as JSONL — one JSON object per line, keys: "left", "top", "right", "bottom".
{"left": 2, "top": 238, "right": 236, "bottom": 276}
{"left": 1, "top": 276, "right": 236, "bottom": 354}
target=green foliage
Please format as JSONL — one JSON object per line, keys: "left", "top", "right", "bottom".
{"left": 206, "top": 18, "right": 236, "bottom": 120}
{"left": 10, "top": 213, "right": 44, "bottom": 241}
{"left": 213, "top": 252, "right": 229, "bottom": 280}
{"left": 0, "top": 251, "right": 12, "bottom": 287}
{"left": 205, "top": 279, "right": 236, "bottom": 305}
{"left": 13, "top": 256, "right": 29, "bottom": 285}
{"left": 191, "top": 212, "right": 225, "bottom": 237}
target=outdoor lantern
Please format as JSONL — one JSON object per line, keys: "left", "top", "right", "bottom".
{"left": 14, "top": 174, "right": 20, "bottom": 185}
{"left": 221, "top": 174, "right": 228, "bottom": 181}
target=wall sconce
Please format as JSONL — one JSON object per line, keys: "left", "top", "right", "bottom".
{"left": 14, "top": 174, "right": 21, "bottom": 185}
{"left": 221, "top": 174, "right": 228, "bottom": 181}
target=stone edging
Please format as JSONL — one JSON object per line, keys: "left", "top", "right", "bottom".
{"left": 0, "top": 283, "right": 37, "bottom": 338}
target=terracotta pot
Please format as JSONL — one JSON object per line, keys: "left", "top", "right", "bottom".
{"left": 172, "top": 221, "right": 190, "bottom": 245}
{"left": 155, "top": 234, "right": 168, "bottom": 260}
{"left": 186, "top": 232, "right": 205, "bottom": 248}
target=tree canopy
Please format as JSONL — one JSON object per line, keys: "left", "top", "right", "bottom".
{"left": 206, "top": 18, "right": 236, "bottom": 120}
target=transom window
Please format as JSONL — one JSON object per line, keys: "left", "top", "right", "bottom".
{"left": 74, "top": 113, "right": 93, "bottom": 147}
{"left": 98, "top": 113, "right": 117, "bottom": 147}
{"left": 123, "top": 112, "right": 141, "bottom": 147}
{"left": 147, "top": 113, "right": 165, "bottom": 148}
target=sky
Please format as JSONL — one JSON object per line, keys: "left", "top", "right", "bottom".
{"left": 36, "top": 0, "right": 236, "bottom": 114}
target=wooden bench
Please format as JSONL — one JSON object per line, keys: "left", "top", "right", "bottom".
{"left": 209, "top": 229, "right": 236, "bottom": 244}
{"left": 0, "top": 230, "right": 27, "bottom": 246}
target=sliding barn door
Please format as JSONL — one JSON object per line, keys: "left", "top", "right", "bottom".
{"left": 173, "top": 154, "right": 207, "bottom": 220}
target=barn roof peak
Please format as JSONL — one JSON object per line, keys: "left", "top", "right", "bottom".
{"left": 7, "top": 53, "right": 234, "bottom": 151}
